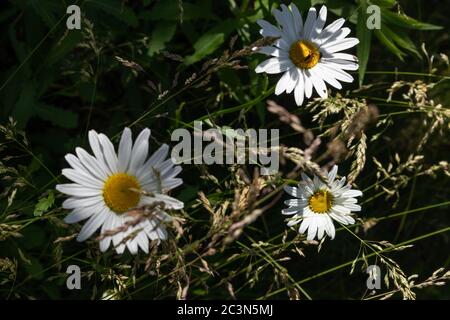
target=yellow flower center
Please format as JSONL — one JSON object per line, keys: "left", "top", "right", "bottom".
{"left": 289, "top": 40, "right": 321, "bottom": 69}
{"left": 308, "top": 190, "right": 333, "bottom": 214}
{"left": 102, "top": 173, "right": 141, "bottom": 213}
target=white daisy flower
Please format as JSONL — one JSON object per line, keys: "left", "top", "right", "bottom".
{"left": 255, "top": 3, "right": 359, "bottom": 105}
{"left": 282, "top": 165, "right": 362, "bottom": 240}
{"left": 56, "top": 127, "right": 183, "bottom": 255}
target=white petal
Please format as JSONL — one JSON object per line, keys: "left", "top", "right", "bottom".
{"left": 307, "top": 218, "right": 318, "bottom": 240}
{"left": 75, "top": 147, "right": 108, "bottom": 180}
{"left": 99, "top": 214, "right": 114, "bottom": 252}
{"left": 163, "top": 178, "right": 183, "bottom": 191}
{"left": 322, "top": 59, "right": 359, "bottom": 71}
{"left": 273, "top": 8, "right": 295, "bottom": 43}
{"left": 65, "top": 153, "right": 93, "bottom": 178}
{"left": 88, "top": 130, "right": 108, "bottom": 171}
{"left": 255, "top": 58, "right": 280, "bottom": 73}
{"left": 329, "top": 212, "right": 347, "bottom": 224}
{"left": 141, "top": 194, "right": 184, "bottom": 210}
{"left": 64, "top": 206, "right": 97, "bottom": 224}
{"left": 77, "top": 208, "right": 108, "bottom": 242}
{"left": 311, "top": 6, "right": 327, "bottom": 40}
{"left": 144, "top": 219, "right": 159, "bottom": 240}
{"left": 284, "top": 186, "right": 299, "bottom": 197}
{"left": 62, "top": 168, "right": 103, "bottom": 189}
{"left": 285, "top": 68, "right": 299, "bottom": 94}
{"left": 126, "top": 234, "right": 138, "bottom": 255}
{"left": 303, "top": 7, "right": 317, "bottom": 40}
{"left": 282, "top": 207, "right": 302, "bottom": 215}
{"left": 258, "top": 46, "right": 288, "bottom": 58}
{"left": 325, "top": 215, "right": 336, "bottom": 239}
{"left": 323, "top": 52, "right": 358, "bottom": 62}
{"left": 257, "top": 19, "right": 283, "bottom": 37}
{"left": 287, "top": 218, "right": 302, "bottom": 227}
{"left": 332, "top": 205, "right": 351, "bottom": 215}
{"left": 275, "top": 71, "right": 291, "bottom": 95}
{"left": 317, "top": 219, "right": 325, "bottom": 240}
{"left": 344, "top": 215, "right": 355, "bottom": 225}
{"left": 303, "top": 70, "right": 313, "bottom": 98}
{"left": 298, "top": 218, "right": 310, "bottom": 234}
{"left": 112, "top": 215, "right": 124, "bottom": 247}
{"left": 316, "top": 18, "right": 345, "bottom": 44}
{"left": 156, "top": 226, "right": 168, "bottom": 240}
{"left": 315, "top": 64, "right": 343, "bottom": 89}
{"left": 322, "top": 37, "right": 359, "bottom": 54}
{"left": 294, "top": 71, "right": 305, "bottom": 106}
{"left": 344, "top": 203, "right": 361, "bottom": 211}
{"left": 328, "top": 165, "right": 338, "bottom": 182}
{"left": 321, "top": 28, "right": 351, "bottom": 47}
{"left": 128, "top": 128, "right": 150, "bottom": 175}
{"left": 136, "top": 227, "right": 149, "bottom": 253}
{"left": 147, "top": 144, "right": 169, "bottom": 167}
{"left": 308, "top": 68, "right": 328, "bottom": 99}
{"left": 284, "top": 199, "right": 306, "bottom": 206}
{"left": 56, "top": 183, "right": 101, "bottom": 197}
{"left": 265, "top": 59, "right": 294, "bottom": 74}
{"left": 342, "top": 189, "right": 363, "bottom": 198}
{"left": 115, "top": 243, "right": 126, "bottom": 254}
{"left": 118, "top": 127, "right": 132, "bottom": 172}
{"left": 301, "top": 172, "right": 313, "bottom": 185}
{"left": 98, "top": 133, "right": 118, "bottom": 173}
{"left": 280, "top": 5, "right": 298, "bottom": 42}
{"left": 320, "top": 64, "right": 354, "bottom": 83}
{"left": 62, "top": 196, "right": 103, "bottom": 209}
{"left": 289, "top": 3, "right": 303, "bottom": 37}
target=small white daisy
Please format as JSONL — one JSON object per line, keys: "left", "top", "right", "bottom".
{"left": 255, "top": 3, "right": 359, "bottom": 105}
{"left": 56, "top": 127, "right": 183, "bottom": 255}
{"left": 282, "top": 165, "right": 362, "bottom": 240}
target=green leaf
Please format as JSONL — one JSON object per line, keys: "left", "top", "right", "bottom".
{"left": 12, "top": 82, "right": 35, "bottom": 128}
{"left": 88, "top": 0, "right": 138, "bottom": 27}
{"left": 45, "top": 30, "right": 83, "bottom": 66}
{"left": 357, "top": 0, "right": 372, "bottom": 86}
{"left": 374, "top": 29, "right": 405, "bottom": 61}
{"left": 29, "top": 0, "right": 59, "bottom": 29}
{"left": 24, "top": 256, "right": 44, "bottom": 280}
{"left": 369, "top": 0, "right": 396, "bottom": 7}
{"left": 382, "top": 9, "right": 442, "bottom": 31}
{"left": 184, "top": 33, "right": 224, "bottom": 65}
{"left": 148, "top": 21, "right": 177, "bottom": 56}
{"left": 35, "top": 103, "right": 79, "bottom": 128}
{"left": 34, "top": 190, "right": 55, "bottom": 217}
{"left": 381, "top": 24, "right": 421, "bottom": 58}
{"left": 184, "top": 19, "right": 237, "bottom": 65}
{"left": 140, "top": 1, "right": 215, "bottom": 21}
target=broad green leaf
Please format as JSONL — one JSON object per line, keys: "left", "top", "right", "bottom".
{"left": 45, "top": 30, "right": 83, "bottom": 66}
{"left": 374, "top": 29, "right": 405, "bottom": 61}
{"left": 24, "top": 256, "right": 45, "bottom": 280}
{"left": 29, "top": 0, "right": 59, "bottom": 29}
{"left": 148, "top": 21, "right": 177, "bottom": 56}
{"left": 12, "top": 82, "right": 35, "bottom": 128}
{"left": 35, "top": 103, "right": 79, "bottom": 128}
{"left": 140, "top": 1, "right": 215, "bottom": 21}
{"left": 87, "top": 0, "right": 138, "bottom": 27}
{"left": 382, "top": 9, "right": 442, "bottom": 31}
{"left": 184, "top": 19, "right": 237, "bottom": 65}
{"left": 34, "top": 190, "right": 55, "bottom": 217}
{"left": 381, "top": 24, "right": 421, "bottom": 58}
{"left": 369, "top": 0, "right": 396, "bottom": 7}
{"left": 357, "top": 0, "right": 372, "bottom": 86}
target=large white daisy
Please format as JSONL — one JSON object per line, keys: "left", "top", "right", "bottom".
{"left": 255, "top": 3, "right": 359, "bottom": 105}
{"left": 56, "top": 127, "right": 183, "bottom": 255}
{"left": 282, "top": 165, "right": 362, "bottom": 240}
